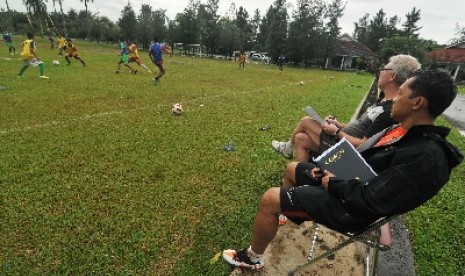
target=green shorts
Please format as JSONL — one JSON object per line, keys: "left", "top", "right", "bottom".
{"left": 119, "top": 54, "right": 129, "bottom": 65}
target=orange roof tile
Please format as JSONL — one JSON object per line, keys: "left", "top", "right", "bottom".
{"left": 425, "top": 48, "right": 465, "bottom": 63}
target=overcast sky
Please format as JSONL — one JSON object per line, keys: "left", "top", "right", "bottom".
{"left": 3, "top": 0, "right": 463, "bottom": 44}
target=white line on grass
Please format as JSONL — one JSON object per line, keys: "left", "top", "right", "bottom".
{"left": 0, "top": 82, "right": 301, "bottom": 136}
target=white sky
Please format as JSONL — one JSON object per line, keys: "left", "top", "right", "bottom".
{"left": 2, "top": 0, "right": 463, "bottom": 44}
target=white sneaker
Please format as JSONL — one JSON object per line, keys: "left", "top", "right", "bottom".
{"left": 271, "top": 140, "right": 293, "bottom": 159}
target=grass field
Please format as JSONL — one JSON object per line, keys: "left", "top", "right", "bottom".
{"left": 1, "top": 36, "right": 464, "bottom": 275}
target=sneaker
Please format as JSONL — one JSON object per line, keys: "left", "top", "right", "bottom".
{"left": 114, "top": 70, "right": 120, "bottom": 74}
{"left": 133, "top": 70, "right": 138, "bottom": 74}
{"left": 153, "top": 77, "right": 160, "bottom": 85}
{"left": 222, "top": 249, "right": 264, "bottom": 271}
{"left": 39, "top": 76, "right": 50, "bottom": 79}
{"left": 271, "top": 140, "right": 293, "bottom": 159}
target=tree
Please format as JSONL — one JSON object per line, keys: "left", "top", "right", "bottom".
{"left": 322, "top": 0, "right": 345, "bottom": 65}
{"left": 198, "top": 0, "right": 220, "bottom": 56}
{"left": 235, "top": 6, "right": 253, "bottom": 52}
{"left": 51, "top": 0, "right": 66, "bottom": 34}
{"left": 136, "top": 4, "right": 153, "bottom": 49}
{"left": 287, "top": 0, "right": 325, "bottom": 67}
{"left": 452, "top": 23, "right": 465, "bottom": 43}
{"left": 353, "top": 13, "right": 369, "bottom": 43}
{"left": 79, "top": 0, "right": 94, "bottom": 37}
{"left": 257, "top": 6, "right": 273, "bottom": 51}
{"left": 402, "top": 7, "right": 421, "bottom": 37}
{"left": 23, "top": 0, "right": 47, "bottom": 34}
{"left": 184, "top": 0, "right": 200, "bottom": 55}
{"left": 266, "top": 0, "right": 288, "bottom": 61}
{"left": 117, "top": 3, "right": 137, "bottom": 41}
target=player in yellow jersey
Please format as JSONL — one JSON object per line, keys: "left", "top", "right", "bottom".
{"left": 18, "top": 32, "right": 49, "bottom": 79}
{"left": 64, "top": 39, "right": 86, "bottom": 67}
{"left": 128, "top": 41, "right": 152, "bottom": 73}
{"left": 57, "top": 34, "right": 66, "bottom": 56}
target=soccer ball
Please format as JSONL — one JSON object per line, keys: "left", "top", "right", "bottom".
{"left": 172, "top": 103, "right": 183, "bottom": 115}
{"left": 52, "top": 60, "right": 60, "bottom": 66}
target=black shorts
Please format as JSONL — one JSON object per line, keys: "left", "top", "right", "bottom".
{"left": 318, "top": 132, "right": 339, "bottom": 154}
{"left": 279, "top": 162, "right": 374, "bottom": 232}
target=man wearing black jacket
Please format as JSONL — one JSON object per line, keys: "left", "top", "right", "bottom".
{"left": 223, "top": 70, "right": 463, "bottom": 271}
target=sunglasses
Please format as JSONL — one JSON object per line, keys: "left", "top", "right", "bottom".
{"left": 380, "top": 68, "right": 394, "bottom": 71}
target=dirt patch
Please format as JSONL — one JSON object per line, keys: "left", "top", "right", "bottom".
{"left": 230, "top": 221, "right": 366, "bottom": 275}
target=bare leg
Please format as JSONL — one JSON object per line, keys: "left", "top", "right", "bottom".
{"left": 282, "top": 162, "right": 299, "bottom": 188}
{"left": 291, "top": 117, "right": 323, "bottom": 147}
{"left": 250, "top": 188, "right": 281, "bottom": 254}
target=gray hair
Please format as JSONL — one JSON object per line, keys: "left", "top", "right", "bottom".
{"left": 389, "top": 54, "right": 421, "bottom": 86}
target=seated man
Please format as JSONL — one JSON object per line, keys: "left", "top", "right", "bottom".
{"left": 223, "top": 70, "right": 463, "bottom": 270}
{"left": 272, "top": 54, "right": 421, "bottom": 162}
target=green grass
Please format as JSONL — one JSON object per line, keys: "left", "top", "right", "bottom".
{"left": 458, "top": 85, "right": 465, "bottom": 95}
{"left": 1, "top": 36, "right": 464, "bottom": 275}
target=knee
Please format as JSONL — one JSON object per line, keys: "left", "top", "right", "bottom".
{"left": 294, "top": 132, "right": 309, "bottom": 146}
{"left": 259, "top": 188, "right": 281, "bottom": 211}
{"left": 283, "top": 162, "right": 298, "bottom": 187}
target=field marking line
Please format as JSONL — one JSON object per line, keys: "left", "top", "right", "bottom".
{"left": 0, "top": 82, "right": 301, "bottom": 136}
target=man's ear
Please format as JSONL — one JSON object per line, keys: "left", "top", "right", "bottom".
{"left": 412, "top": 96, "right": 427, "bottom": 111}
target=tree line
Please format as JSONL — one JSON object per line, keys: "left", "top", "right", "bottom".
{"left": 1, "top": 0, "right": 464, "bottom": 67}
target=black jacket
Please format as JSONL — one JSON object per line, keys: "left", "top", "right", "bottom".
{"left": 328, "top": 124, "right": 463, "bottom": 220}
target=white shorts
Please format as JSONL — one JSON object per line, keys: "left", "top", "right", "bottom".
{"left": 23, "top": 58, "right": 43, "bottom": 67}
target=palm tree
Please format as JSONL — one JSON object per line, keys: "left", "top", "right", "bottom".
{"left": 5, "top": 0, "right": 16, "bottom": 31}
{"left": 51, "top": 0, "right": 67, "bottom": 35}
{"left": 23, "top": 0, "right": 48, "bottom": 36}
{"left": 80, "top": 0, "right": 94, "bottom": 36}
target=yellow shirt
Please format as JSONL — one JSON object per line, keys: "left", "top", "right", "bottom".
{"left": 129, "top": 44, "right": 139, "bottom": 58}
{"left": 57, "top": 37, "right": 65, "bottom": 48}
{"left": 20, "top": 39, "right": 35, "bottom": 60}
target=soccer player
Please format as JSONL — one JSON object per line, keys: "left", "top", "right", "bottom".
{"left": 239, "top": 53, "right": 246, "bottom": 70}
{"left": 2, "top": 31, "right": 16, "bottom": 55}
{"left": 56, "top": 34, "right": 66, "bottom": 56}
{"left": 17, "top": 32, "right": 49, "bottom": 79}
{"left": 48, "top": 33, "right": 55, "bottom": 49}
{"left": 114, "top": 39, "right": 137, "bottom": 74}
{"left": 128, "top": 41, "right": 152, "bottom": 73}
{"left": 148, "top": 37, "right": 171, "bottom": 85}
{"left": 64, "top": 39, "right": 86, "bottom": 67}
{"left": 278, "top": 54, "right": 285, "bottom": 71}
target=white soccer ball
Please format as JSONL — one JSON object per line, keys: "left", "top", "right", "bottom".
{"left": 171, "top": 103, "right": 183, "bottom": 115}
{"left": 300, "top": 81, "right": 304, "bottom": 85}
{"left": 52, "top": 60, "right": 60, "bottom": 66}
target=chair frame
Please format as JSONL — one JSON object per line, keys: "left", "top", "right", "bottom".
{"left": 288, "top": 216, "right": 398, "bottom": 276}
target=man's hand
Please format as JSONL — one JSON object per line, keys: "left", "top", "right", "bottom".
{"left": 310, "top": 167, "right": 335, "bottom": 190}
{"left": 319, "top": 169, "right": 335, "bottom": 190}
{"left": 322, "top": 122, "right": 339, "bottom": 135}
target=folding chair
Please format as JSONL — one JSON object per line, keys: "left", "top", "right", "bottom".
{"left": 288, "top": 216, "right": 398, "bottom": 276}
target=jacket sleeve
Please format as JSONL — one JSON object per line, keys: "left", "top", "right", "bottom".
{"left": 327, "top": 145, "right": 449, "bottom": 218}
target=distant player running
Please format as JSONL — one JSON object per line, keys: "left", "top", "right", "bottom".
{"left": 48, "top": 33, "right": 55, "bottom": 49}
{"left": 17, "top": 32, "right": 49, "bottom": 79}
{"left": 114, "top": 39, "right": 137, "bottom": 74}
{"left": 64, "top": 39, "right": 86, "bottom": 67}
{"left": 2, "top": 31, "right": 16, "bottom": 55}
{"left": 148, "top": 37, "right": 171, "bottom": 85}
{"left": 128, "top": 41, "right": 152, "bottom": 73}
